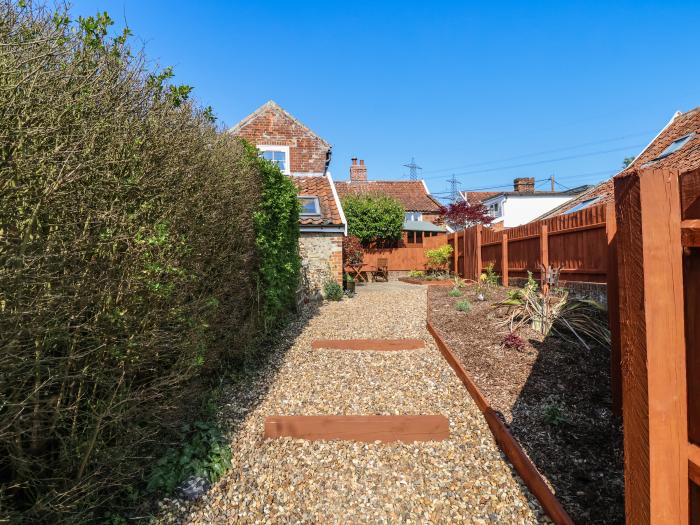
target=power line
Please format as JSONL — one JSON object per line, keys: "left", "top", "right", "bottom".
{"left": 421, "top": 131, "right": 655, "bottom": 175}
{"left": 431, "top": 168, "right": 619, "bottom": 195}
{"left": 403, "top": 157, "right": 422, "bottom": 180}
{"left": 421, "top": 143, "right": 645, "bottom": 180}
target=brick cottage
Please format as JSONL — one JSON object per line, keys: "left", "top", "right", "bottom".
{"left": 229, "top": 101, "right": 346, "bottom": 298}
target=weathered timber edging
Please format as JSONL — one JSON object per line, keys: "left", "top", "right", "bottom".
{"left": 426, "top": 296, "right": 574, "bottom": 525}
{"left": 311, "top": 338, "right": 425, "bottom": 351}
{"left": 264, "top": 415, "right": 450, "bottom": 443}
{"left": 398, "top": 277, "right": 454, "bottom": 286}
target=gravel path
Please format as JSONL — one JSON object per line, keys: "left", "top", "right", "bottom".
{"left": 156, "top": 282, "right": 548, "bottom": 524}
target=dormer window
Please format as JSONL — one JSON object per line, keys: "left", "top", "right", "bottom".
{"left": 405, "top": 212, "right": 422, "bottom": 222}
{"left": 257, "top": 145, "right": 290, "bottom": 174}
{"left": 299, "top": 196, "right": 321, "bottom": 216}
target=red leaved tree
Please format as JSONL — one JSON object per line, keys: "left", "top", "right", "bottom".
{"left": 343, "top": 235, "right": 364, "bottom": 265}
{"left": 437, "top": 201, "right": 494, "bottom": 230}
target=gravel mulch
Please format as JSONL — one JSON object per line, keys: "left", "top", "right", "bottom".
{"left": 428, "top": 285, "right": 624, "bottom": 525}
{"left": 154, "top": 282, "right": 548, "bottom": 524}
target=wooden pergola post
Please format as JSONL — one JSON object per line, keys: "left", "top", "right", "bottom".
{"left": 615, "top": 168, "right": 688, "bottom": 524}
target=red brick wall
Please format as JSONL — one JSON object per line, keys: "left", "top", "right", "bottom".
{"left": 232, "top": 107, "right": 329, "bottom": 174}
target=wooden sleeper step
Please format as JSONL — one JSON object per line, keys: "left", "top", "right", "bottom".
{"left": 264, "top": 415, "right": 449, "bottom": 443}
{"left": 311, "top": 338, "right": 425, "bottom": 351}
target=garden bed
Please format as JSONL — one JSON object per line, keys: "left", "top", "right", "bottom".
{"left": 428, "top": 285, "right": 624, "bottom": 525}
{"left": 398, "top": 276, "right": 454, "bottom": 286}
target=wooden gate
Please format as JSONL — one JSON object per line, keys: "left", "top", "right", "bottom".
{"left": 614, "top": 167, "right": 700, "bottom": 524}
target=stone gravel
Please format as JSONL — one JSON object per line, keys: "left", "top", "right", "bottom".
{"left": 154, "top": 282, "right": 548, "bottom": 524}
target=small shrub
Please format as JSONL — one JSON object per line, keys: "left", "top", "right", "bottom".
{"left": 481, "top": 263, "right": 500, "bottom": 287}
{"left": 147, "top": 421, "right": 232, "bottom": 494}
{"left": 408, "top": 269, "right": 425, "bottom": 278}
{"left": 502, "top": 332, "right": 526, "bottom": 351}
{"left": 448, "top": 288, "right": 463, "bottom": 297}
{"left": 455, "top": 299, "right": 472, "bottom": 312}
{"left": 425, "top": 244, "right": 453, "bottom": 274}
{"left": 542, "top": 401, "right": 568, "bottom": 426}
{"left": 324, "top": 280, "right": 343, "bottom": 301}
{"left": 343, "top": 273, "right": 354, "bottom": 283}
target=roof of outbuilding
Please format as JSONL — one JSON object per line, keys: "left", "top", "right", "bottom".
{"left": 291, "top": 176, "right": 344, "bottom": 227}
{"left": 335, "top": 180, "right": 442, "bottom": 212}
{"left": 460, "top": 191, "right": 501, "bottom": 204}
{"left": 538, "top": 106, "right": 700, "bottom": 220}
{"left": 402, "top": 220, "right": 446, "bottom": 232}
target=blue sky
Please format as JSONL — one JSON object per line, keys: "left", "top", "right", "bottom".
{"left": 70, "top": 0, "right": 700, "bottom": 200}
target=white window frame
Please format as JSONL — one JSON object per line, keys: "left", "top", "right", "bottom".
{"left": 299, "top": 196, "right": 321, "bottom": 216}
{"left": 257, "top": 144, "right": 291, "bottom": 175}
{"left": 405, "top": 211, "right": 423, "bottom": 222}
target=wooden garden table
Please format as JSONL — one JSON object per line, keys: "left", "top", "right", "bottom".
{"left": 346, "top": 263, "right": 370, "bottom": 283}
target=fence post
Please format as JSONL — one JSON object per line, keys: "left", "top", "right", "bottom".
{"left": 540, "top": 224, "right": 549, "bottom": 293}
{"left": 475, "top": 225, "right": 483, "bottom": 278}
{"left": 501, "top": 231, "right": 509, "bottom": 287}
{"left": 452, "top": 233, "right": 458, "bottom": 276}
{"left": 463, "top": 228, "right": 468, "bottom": 279}
{"left": 615, "top": 168, "right": 688, "bottom": 524}
{"left": 606, "top": 201, "right": 622, "bottom": 416}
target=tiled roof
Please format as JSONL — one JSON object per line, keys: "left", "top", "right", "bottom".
{"left": 539, "top": 106, "right": 700, "bottom": 219}
{"left": 460, "top": 191, "right": 501, "bottom": 204}
{"left": 623, "top": 106, "right": 700, "bottom": 175}
{"left": 335, "top": 180, "right": 442, "bottom": 212}
{"left": 291, "top": 176, "right": 344, "bottom": 226}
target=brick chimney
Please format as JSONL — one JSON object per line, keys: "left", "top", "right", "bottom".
{"left": 350, "top": 158, "right": 367, "bottom": 182}
{"left": 513, "top": 177, "right": 535, "bottom": 193}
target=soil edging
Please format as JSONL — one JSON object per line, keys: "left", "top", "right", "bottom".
{"left": 426, "top": 297, "right": 575, "bottom": 525}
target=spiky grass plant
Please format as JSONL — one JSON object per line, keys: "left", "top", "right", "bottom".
{"left": 495, "top": 287, "right": 610, "bottom": 349}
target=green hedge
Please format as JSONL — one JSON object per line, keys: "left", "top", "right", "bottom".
{"left": 0, "top": 4, "right": 299, "bottom": 522}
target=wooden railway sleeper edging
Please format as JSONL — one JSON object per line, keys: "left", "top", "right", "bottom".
{"left": 426, "top": 295, "right": 575, "bottom": 525}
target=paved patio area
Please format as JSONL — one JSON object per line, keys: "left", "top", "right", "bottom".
{"left": 157, "top": 282, "right": 548, "bottom": 524}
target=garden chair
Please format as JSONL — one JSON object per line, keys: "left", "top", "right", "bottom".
{"left": 375, "top": 258, "right": 389, "bottom": 282}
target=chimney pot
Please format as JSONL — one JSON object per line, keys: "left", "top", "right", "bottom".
{"left": 350, "top": 157, "right": 368, "bottom": 183}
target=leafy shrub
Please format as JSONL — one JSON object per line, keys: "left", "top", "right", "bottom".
{"left": 343, "top": 235, "right": 364, "bottom": 265}
{"left": 254, "top": 145, "right": 301, "bottom": 329}
{"left": 502, "top": 332, "right": 526, "bottom": 351}
{"left": 147, "top": 421, "right": 232, "bottom": 495}
{"left": 408, "top": 269, "right": 425, "bottom": 278}
{"left": 455, "top": 299, "right": 472, "bottom": 312}
{"left": 342, "top": 194, "right": 404, "bottom": 243}
{"left": 0, "top": 4, "right": 299, "bottom": 522}
{"left": 324, "top": 280, "right": 343, "bottom": 301}
{"left": 425, "top": 244, "right": 453, "bottom": 273}
{"left": 480, "top": 263, "right": 500, "bottom": 287}
{"left": 448, "top": 288, "right": 463, "bottom": 297}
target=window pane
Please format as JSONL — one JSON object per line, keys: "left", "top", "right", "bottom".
{"left": 277, "top": 160, "right": 286, "bottom": 171}
{"left": 416, "top": 231, "right": 423, "bottom": 244}
{"left": 299, "top": 197, "right": 319, "bottom": 215}
{"left": 262, "top": 151, "right": 274, "bottom": 160}
{"left": 408, "top": 231, "right": 415, "bottom": 243}
{"left": 273, "top": 151, "right": 286, "bottom": 161}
